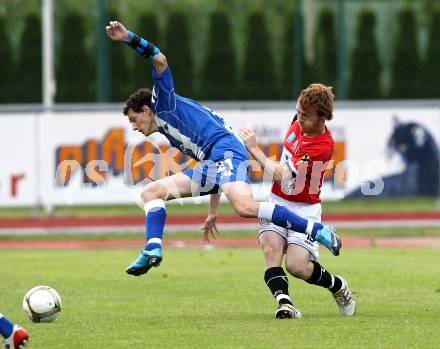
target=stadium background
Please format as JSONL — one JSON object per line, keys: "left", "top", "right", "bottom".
{"left": 1, "top": 0, "right": 440, "bottom": 103}
{"left": 2, "top": 0, "right": 440, "bottom": 208}
{"left": 1, "top": 1, "right": 440, "bottom": 348}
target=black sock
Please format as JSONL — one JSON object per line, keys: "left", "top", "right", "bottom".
{"left": 306, "top": 261, "right": 342, "bottom": 293}
{"left": 329, "top": 276, "right": 343, "bottom": 294}
{"left": 264, "top": 267, "right": 292, "bottom": 305}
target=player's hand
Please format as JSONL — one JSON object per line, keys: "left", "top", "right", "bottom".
{"left": 201, "top": 214, "right": 220, "bottom": 243}
{"left": 105, "top": 20, "right": 129, "bottom": 41}
{"left": 238, "top": 127, "right": 258, "bottom": 151}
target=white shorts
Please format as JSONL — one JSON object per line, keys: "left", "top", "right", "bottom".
{"left": 258, "top": 193, "right": 322, "bottom": 261}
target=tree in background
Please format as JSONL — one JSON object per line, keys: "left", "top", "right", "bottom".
{"left": 282, "top": 10, "right": 311, "bottom": 100}
{"left": 241, "top": 10, "right": 274, "bottom": 100}
{"left": 109, "top": 11, "right": 132, "bottom": 101}
{"left": 163, "top": 10, "right": 193, "bottom": 98}
{"left": 422, "top": 6, "right": 440, "bottom": 98}
{"left": 131, "top": 13, "right": 159, "bottom": 93}
{"left": 348, "top": 8, "right": 382, "bottom": 99}
{"left": 200, "top": 8, "right": 237, "bottom": 100}
{"left": 57, "top": 12, "right": 95, "bottom": 102}
{"left": 390, "top": 7, "right": 421, "bottom": 99}
{"left": 313, "top": 7, "right": 337, "bottom": 89}
{"left": 15, "top": 13, "right": 42, "bottom": 102}
{"left": 0, "top": 14, "right": 15, "bottom": 103}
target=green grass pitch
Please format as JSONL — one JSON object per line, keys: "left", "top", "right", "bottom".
{"left": 1, "top": 247, "right": 439, "bottom": 348}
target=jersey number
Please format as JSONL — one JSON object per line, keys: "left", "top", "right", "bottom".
{"left": 217, "top": 158, "right": 233, "bottom": 177}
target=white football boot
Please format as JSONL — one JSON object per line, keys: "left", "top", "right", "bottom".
{"left": 275, "top": 303, "right": 302, "bottom": 319}
{"left": 332, "top": 276, "right": 356, "bottom": 316}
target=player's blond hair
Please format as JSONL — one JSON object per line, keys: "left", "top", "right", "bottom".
{"left": 298, "top": 83, "right": 334, "bottom": 121}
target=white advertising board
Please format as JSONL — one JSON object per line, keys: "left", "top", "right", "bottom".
{"left": 1, "top": 106, "right": 439, "bottom": 207}
{"left": 0, "top": 114, "right": 38, "bottom": 206}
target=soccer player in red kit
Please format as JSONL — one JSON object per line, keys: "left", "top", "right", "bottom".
{"left": 239, "top": 84, "right": 356, "bottom": 319}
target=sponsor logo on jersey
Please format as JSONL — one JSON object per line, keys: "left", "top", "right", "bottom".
{"left": 298, "top": 154, "right": 311, "bottom": 164}
{"left": 287, "top": 132, "right": 296, "bottom": 142}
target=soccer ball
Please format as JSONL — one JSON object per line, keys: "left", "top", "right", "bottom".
{"left": 22, "top": 285, "right": 62, "bottom": 323}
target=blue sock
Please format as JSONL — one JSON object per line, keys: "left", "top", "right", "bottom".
{"left": 258, "top": 203, "right": 323, "bottom": 236}
{"left": 310, "top": 222, "right": 323, "bottom": 239}
{"left": 0, "top": 313, "right": 14, "bottom": 339}
{"left": 143, "top": 200, "right": 167, "bottom": 251}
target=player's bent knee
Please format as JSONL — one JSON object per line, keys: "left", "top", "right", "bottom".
{"left": 141, "top": 182, "right": 167, "bottom": 203}
{"left": 262, "top": 244, "right": 283, "bottom": 263}
{"left": 285, "top": 262, "right": 308, "bottom": 280}
{"left": 232, "top": 201, "right": 255, "bottom": 218}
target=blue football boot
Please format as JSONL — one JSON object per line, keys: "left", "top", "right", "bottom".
{"left": 312, "top": 225, "right": 342, "bottom": 256}
{"left": 125, "top": 248, "right": 162, "bottom": 276}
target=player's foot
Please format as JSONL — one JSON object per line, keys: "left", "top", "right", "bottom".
{"left": 332, "top": 276, "right": 356, "bottom": 316}
{"left": 313, "top": 225, "right": 341, "bottom": 256}
{"left": 125, "top": 248, "right": 162, "bottom": 276}
{"left": 275, "top": 303, "right": 302, "bottom": 319}
{"left": 3, "top": 325, "right": 29, "bottom": 349}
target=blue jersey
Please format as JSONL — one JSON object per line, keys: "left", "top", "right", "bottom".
{"left": 151, "top": 67, "right": 233, "bottom": 161}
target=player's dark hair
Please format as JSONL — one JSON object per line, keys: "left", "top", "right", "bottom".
{"left": 298, "top": 84, "right": 334, "bottom": 121}
{"left": 123, "top": 88, "right": 153, "bottom": 115}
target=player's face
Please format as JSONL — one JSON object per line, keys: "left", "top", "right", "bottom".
{"left": 296, "top": 102, "right": 324, "bottom": 136}
{"left": 127, "top": 106, "right": 155, "bottom": 136}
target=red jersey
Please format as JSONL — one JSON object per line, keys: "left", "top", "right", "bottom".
{"left": 271, "top": 121, "right": 334, "bottom": 204}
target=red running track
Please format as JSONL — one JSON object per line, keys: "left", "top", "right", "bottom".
{"left": 2, "top": 211, "right": 440, "bottom": 230}
{"left": 0, "top": 236, "right": 440, "bottom": 249}
{"left": 1, "top": 212, "right": 440, "bottom": 248}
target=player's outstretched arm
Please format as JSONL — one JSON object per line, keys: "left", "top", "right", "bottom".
{"left": 202, "top": 194, "right": 221, "bottom": 243}
{"left": 105, "top": 20, "right": 168, "bottom": 74}
{"left": 238, "top": 127, "right": 292, "bottom": 183}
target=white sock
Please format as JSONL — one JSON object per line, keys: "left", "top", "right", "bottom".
{"left": 258, "top": 202, "right": 275, "bottom": 220}
{"left": 276, "top": 294, "right": 292, "bottom": 305}
{"left": 143, "top": 199, "right": 166, "bottom": 215}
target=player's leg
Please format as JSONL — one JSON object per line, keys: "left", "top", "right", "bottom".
{"left": 221, "top": 181, "right": 341, "bottom": 255}
{"left": 259, "top": 227, "right": 302, "bottom": 319}
{"left": 285, "top": 243, "right": 356, "bottom": 316}
{"left": 126, "top": 172, "right": 196, "bottom": 276}
{"left": 210, "top": 135, "right": 340, "bottom": 253}
{"left": 0, "top": 313, "right": 29, "bottom": 349}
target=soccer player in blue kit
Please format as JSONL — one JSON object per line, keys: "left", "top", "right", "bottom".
{"left": 105, "top": 21, "right": 342, "bottom": 277}
{"left": 0, "top": 313, "right": 29, "bottom": 349}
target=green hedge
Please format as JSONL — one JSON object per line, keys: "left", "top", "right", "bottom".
{"left": 163, "top": 10, "right": 193, "bottom": 98}
{"left": 57, "top": 12, "right": 95, "bottom": 102}
{"left": 390, "top": 7, "right": 421, "bottom": 99}
{"left": 131, "top": 13, "right": 160, "bottom": 93}
{"left": 199, "top": 9, "right": 237, "bottom": 101}
{"left": 0, "top": 14, "right": 14, "bottom": 103}
{"left": 281, "top": 10, "right": 313, "bottom": 100}
{"left": 241, "top": 10, "right": 274, "bottom": 100}
{"left": 109, "top": 11, "right": 133, "bottom": 102}
{"left": 313, "top": 7, "right": 337, "bottom": 89}
{"left": 4, "top": 4, "right": 439, "bottom": 103}
{"left": 348, "top": 8, "right": 382, "bottom": 99}
{"left": 15, "top": 14, "right": 42, "bottom": 103}
{"left": 422, "top": 6, "right": 440, "bottom": 99}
